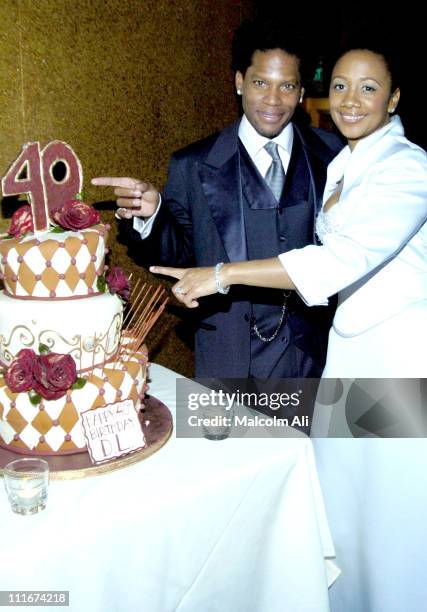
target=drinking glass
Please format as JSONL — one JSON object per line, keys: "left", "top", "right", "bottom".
{"left": 4, "top": 458, "right": 49, "bottom": 515}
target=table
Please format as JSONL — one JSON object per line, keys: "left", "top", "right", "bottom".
{"left": 0, "top": 364, "right": 338, "bottom": 612}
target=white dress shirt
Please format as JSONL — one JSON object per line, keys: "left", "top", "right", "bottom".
{"left": 132, "top": 116, "right": 294, "bottom": 238}
{"left": 238, "top": 114, "right": 293, "bottom": 176}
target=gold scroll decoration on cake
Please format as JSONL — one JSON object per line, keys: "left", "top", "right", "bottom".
{"left": 0, "top": 313, "right": 122, "bottom": 370}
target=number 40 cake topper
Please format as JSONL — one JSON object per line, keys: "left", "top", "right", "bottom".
{"left": 1, "top": 141, "right": 83, "bottom": 232}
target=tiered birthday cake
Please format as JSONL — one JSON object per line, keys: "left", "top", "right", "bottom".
{"left": 0, "top": 142, "right": 162, "bottom": 457}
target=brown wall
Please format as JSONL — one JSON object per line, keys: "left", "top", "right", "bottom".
{"left": 0, "top": 0, "right": 252, "bottom": 376}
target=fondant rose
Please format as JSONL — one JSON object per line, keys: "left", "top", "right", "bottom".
{"left": 5, "top": 349, "right": 37, "bottom": 392}
{"left": 33, "top": 353, "right": 77, "bottom": 400}
{"left": 107, "top": 266, "right": 130, "bottom": 300}
{"left": 54, "top": 199, "right": 100, "bottom": 230}
{"left": 9, "top": 205, "right": 34, "bottom": 237}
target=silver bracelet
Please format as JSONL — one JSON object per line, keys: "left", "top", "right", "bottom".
{"left": 215, "top": 262, "right": 230, "bottom": 294}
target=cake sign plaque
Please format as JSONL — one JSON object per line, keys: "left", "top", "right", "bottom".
{"left": 2, "top": 141, "right": 83, "bottom": 232}
{"left": 81, "top": 400, "right": 146, "bottom": 464}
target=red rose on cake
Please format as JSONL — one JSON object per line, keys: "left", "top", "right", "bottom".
{"left": 106, "top": 266, "right": 130, "bottom": 300}
{"left": 5, "top": 349, "right": 37, "bottom": 392}
{"left": 33, "top": 353, "right": 77, "bottom": 400}
{"left": 54, "top": 199, "right": 100, "bottom": 230}
{"left": 9, "top": 205, "right": 34, "bottom": 237}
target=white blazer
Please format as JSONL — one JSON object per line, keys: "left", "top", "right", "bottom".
{"left": 280, "top": 117, "right": 427, "bottom": 336}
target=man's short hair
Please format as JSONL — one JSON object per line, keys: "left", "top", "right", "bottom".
{"left": 231, "top": 19, "right": 307, "bottom": 82}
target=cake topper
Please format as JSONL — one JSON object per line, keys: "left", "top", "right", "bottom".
{"left": 1, "top": 141, "right": 83, "bottom": 232}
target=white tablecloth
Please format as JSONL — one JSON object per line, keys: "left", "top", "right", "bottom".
{"left": 0, "top": 364, "right": 338, "bottom": 612}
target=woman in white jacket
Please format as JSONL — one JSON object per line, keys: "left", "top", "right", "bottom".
{"left": 152, "top": 47, "right": 427, "bottom": 378}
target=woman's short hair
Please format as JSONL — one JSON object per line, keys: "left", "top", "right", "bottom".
{"left": 337, "top": 34, "right": 401, "bottom": 91}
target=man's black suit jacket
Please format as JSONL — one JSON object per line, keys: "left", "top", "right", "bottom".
{"left": 119, "top": 119, "right": 343, "bottom": 377}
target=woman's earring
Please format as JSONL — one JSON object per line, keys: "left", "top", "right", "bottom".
{"left": 237, "top": 89, "right": 242, "bottom": 95}
{"left": 299, "top": 95, "right": 303, "bottom": 103}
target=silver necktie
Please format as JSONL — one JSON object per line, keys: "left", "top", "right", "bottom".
{"left": 264, "top": 141, "right": 285, "bottom": 202}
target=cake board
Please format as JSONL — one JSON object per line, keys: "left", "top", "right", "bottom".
{"left": 0, "top": 396, "right": 172, "bottom": 480}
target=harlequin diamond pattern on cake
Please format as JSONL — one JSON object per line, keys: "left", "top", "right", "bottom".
{"left": 0, "top": 225, "right": 107, "bottom": 298}
{"left": 0, "top": 345, "right": 147, "bottom": 454}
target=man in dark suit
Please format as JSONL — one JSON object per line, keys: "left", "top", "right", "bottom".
{"left": 92, "top": 19, "right": 342, "bottom": 378}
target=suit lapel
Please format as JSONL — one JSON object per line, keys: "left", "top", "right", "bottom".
{"left": 196, "top": 121, "right": 335, "bottom": 260}
{"left": 197, "top": 121, "right": 248, "bottom": 262}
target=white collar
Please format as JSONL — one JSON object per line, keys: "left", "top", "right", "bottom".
{"left": 329, "top": 116, "right": 404, "bottom": 177}
{"left": 238, "top": 114, "right": 294, "bottom": 159}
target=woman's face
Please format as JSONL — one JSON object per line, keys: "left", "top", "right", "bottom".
{"left": 329, "top": 50, "right": 400, "bottom": 150}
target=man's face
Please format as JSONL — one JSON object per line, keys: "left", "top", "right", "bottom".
{"left": 236, "top": 49, "right": 303, "bottom": 138}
